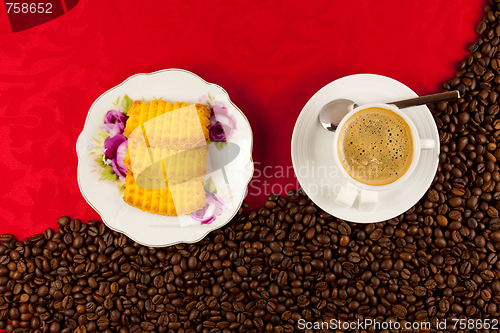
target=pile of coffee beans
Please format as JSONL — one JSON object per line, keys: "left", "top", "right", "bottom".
{"left": 3, "top": 2, "right": 500, "bottom": 333}
{"left": 0, "top": 188, "right": 498, "bottom": 333}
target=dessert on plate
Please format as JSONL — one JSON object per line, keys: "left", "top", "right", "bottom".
{"left": 122, "top": 100, "right": 211, "bottom": 216}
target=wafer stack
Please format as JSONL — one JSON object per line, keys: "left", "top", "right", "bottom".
{"left": 122, "top": 100, "right": 211, "bottom": 216}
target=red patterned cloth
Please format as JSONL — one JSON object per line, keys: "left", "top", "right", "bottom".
{"left": 0, "top": 0, "right": 480, "bottom": 239}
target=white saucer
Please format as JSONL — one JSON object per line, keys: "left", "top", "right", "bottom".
{"left": 291, "top": 74, "right": 439, "bottom": 223}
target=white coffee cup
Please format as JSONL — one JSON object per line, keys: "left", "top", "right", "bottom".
{"left": 332, "top": 103, "right": 435, "bottom": 210}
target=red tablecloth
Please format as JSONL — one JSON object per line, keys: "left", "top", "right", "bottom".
{"left": 0, "top": 0, "right": 481, "bottom": 239}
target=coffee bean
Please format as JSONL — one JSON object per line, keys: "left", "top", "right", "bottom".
{"left": 73, "top": 236, "right": 84, "bottom": 249}
{"left": 97, "top": 317, "right": 109, "bottom": 329}
{"left": 348, "top": 253, "right": 360, "bottom": 263}
{"left": 316, "top": 234, "right": 330, "bottom": 244}
{"left": 392, "top": 304, "right": 407, "bottom": 319}
{"left": 70, "top": 219, "right": 81, "bottom": 232}
{"left": 140, "top": 322, "right": 155, "bottom": 331}
{"left": 339, "top": 235, "right": 350, "bottom": 247}
{"left": 460, "top": 261, "right": 472, "bottom": 275}
{"left": 43, "top": 228, "right": 53, "bottom": 240}
{"left": 57, "top": 216, "right": 70, "bottom": 226}
{"left": 62, "top": 295, "right": 73, "bottom": 309}
{"left": 338, "top": 222, "right": 351, "bottom": 235}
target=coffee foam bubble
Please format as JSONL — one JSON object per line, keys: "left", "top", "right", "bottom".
{"left": 338, "top": 107, "right": 413, "bottom": 186}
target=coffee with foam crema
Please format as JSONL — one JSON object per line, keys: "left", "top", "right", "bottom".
{"left": 338, "top": 107, "right": 414, "bottom": 186}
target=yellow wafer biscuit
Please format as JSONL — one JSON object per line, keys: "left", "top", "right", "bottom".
{"left": 123, "top": 100, "right": 211, "bottom": 150}
{"left": 123, "top": 171, "right": 206, "bottom": 216}
{"left": 125, "top": 145, "right": 208, "bottom": 185}
{"left": 122, "top": 99, "right": 211, "bottom": 216}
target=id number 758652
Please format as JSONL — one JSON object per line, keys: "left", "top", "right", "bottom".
{"left": 5, "top": 3, "right": 53, "bottom": 14}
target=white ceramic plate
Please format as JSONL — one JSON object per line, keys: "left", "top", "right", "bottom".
{"left": 291, "top": 74, "right": 439, "bottom": 223}
{"left": 77, "top": 69, "right": 254, "bottom": 246}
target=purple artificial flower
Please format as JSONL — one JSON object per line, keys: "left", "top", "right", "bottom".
{"left": 104, "top": 134, "right": 127, "bottom": 160}
{"left": 104, "top": 135, "right": 128, "bottom": 180}
{"left": 112, "top": 140, "right": 128, "bottom": 180}
{"left": 208, "top": 120, "right": 227, "bottom": 142}
{"left": 191, "top": 194, "right": 216, "bottom": 224}
{"left": 111, "top": 160, "right": 126, "bottom": 180}
{"left": 191, "top": 193, "right": 226, "bottom": 224}
{"left": 103, "top": 109, "right": 127, "bottom": 137}
{"left": 210, "top": 102, "right": 236, "bottom": 141}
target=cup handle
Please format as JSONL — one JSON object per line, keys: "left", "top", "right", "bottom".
{"left": 420, "top": 139, "right": 435, "bottom": 150}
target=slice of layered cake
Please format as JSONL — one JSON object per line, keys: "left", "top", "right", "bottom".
{"left": 122, "top": 100, "right": 211, "bottom": 216}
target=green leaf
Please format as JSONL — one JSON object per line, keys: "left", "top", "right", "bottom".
{"left": 204, "top": 177, "right": 217, "bottom": 194}
{"left": 99, "top": 166, "right": 118, "bottom": 182}
{"left": 94, "top": 155, "right": 106, "bottom": 168}
{"left": 215, "top": 141, "right": 227, "bottom": 151}
{"left": 97, "top": 130, "right": 109, "bottom": 139}
{"left": 118, "top": 184, "right": 125, "bottom": 196}
{"left": 121, "top": 94, "right": 133, "bottom": 114}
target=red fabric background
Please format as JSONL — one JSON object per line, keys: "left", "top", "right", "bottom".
{"left": 0, "top": 0, "right": 482, "bottom": 239}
